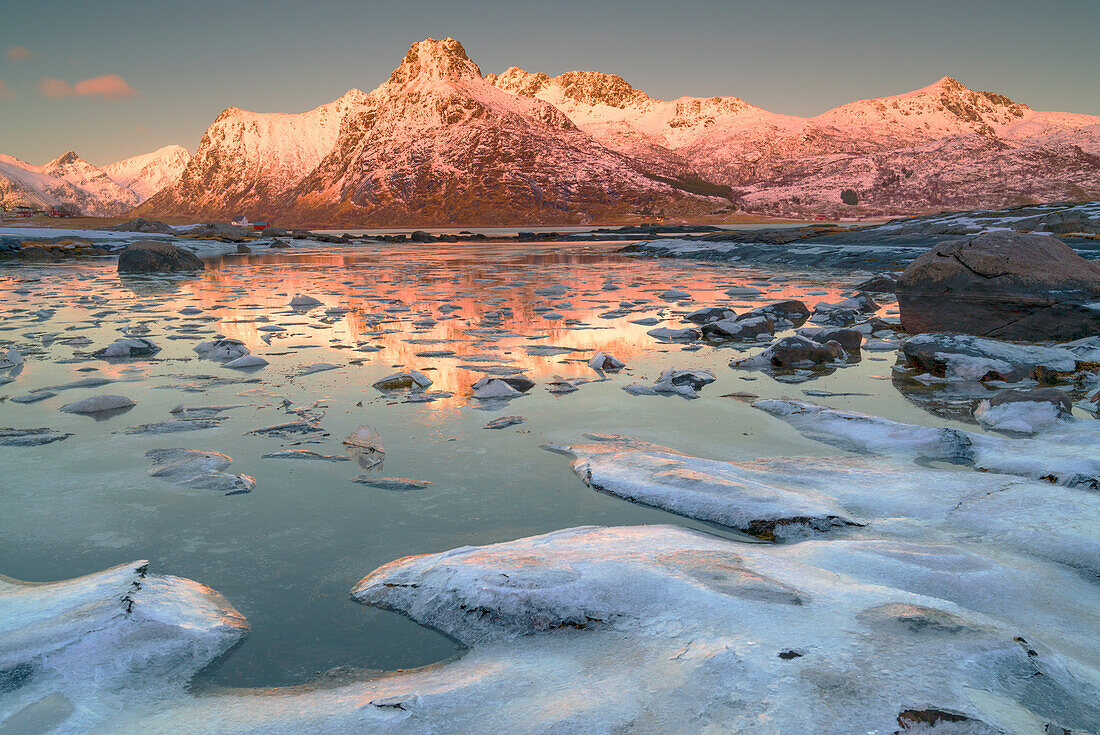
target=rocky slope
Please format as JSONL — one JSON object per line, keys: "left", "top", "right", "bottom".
{"left": 137, "top": 38, "right": 1100, "bottom": 224}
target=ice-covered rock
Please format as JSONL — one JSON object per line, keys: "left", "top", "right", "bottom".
{"left": 900, "top": 333, "right": 1080, "bottom": 382}
{"left": 587, "top": 351, "right": 625, "bottom": 371}
{"left": 373, "top": 370, "right": 433, "bottom": 391}
{"left": 146, "top": 448, "right": 256, "bottom": 493}
{"left": 646, "top": 326, "right": 701, "bottom": 342}
{"left": 684, "top": 306, "right": 736, "bottom": 324}
{"left": 472, "top": 378, "right": 523, "bottom": 399}
{"left": 289, "top": 293, "right": 323, "bottom": 308}
{"left": 700, "top": 315, "right": 774, "bottom": 341}
{"left": 59, "top": 394, "right": 135, "bottom": 415}
{"left": 193, "top": 338, "right": 249, "bottom": 360}
{"left": 0, "top": 560, "right": 246, "bottom": 732}
{"left": 6, "top": 523, "right": 1099, "bottom": 734}
{"left": 543, "top": 435, "right": 859, "bottom": 540}
{"left": 754, "top": 398, "right": 1100, "bottom": 489}
{"left": 731, "top": 335, "right": 845, "bottom": 370}
{"left": 93, "top": 337, "right": 160, "bottom": 358}
{"left": 973, "top": 388, "right": 1074, "bottom": 434}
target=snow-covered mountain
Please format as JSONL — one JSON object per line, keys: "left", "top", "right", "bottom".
{"left": 1, "top": 146, "right": 191, "bottom": 216}
{"left": 103, "top": 145, "right": 191, "bottom": 201}
{"left": 490, "top": 70, "right": 1100, "bottom": 214}
{"left": 143, "top": 38, "right": 708, "bottom": 224}
{"left": 138, "top": 38, "right": 1100, "bottom": 224}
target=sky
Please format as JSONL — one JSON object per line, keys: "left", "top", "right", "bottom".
{"left": 2, "top": 0, "right": 1098, "bottom": 166}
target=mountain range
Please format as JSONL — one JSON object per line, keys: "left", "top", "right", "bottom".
{"left": 0, "top": 146, "right": 190, "bottom": 217}
{"left": 6, "top": 38, "right": 1099, "bottom": 224}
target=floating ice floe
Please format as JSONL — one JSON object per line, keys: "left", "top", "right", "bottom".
{"left": 59, "top": 394, "right": 135, "bottom": 415}
{"left": 146, "top": 448, "right": 256, "bottom": 494}
{"left": 223, "top": 355, "right": 268, "bottom": 369}
{"left": 0, "top": 427, "right": 72, "bottom": 446}
{"left": 484, "top": 415, "right": 527, "bottom": 430}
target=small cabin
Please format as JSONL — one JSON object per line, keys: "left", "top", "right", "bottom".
{"left": 231, "top": 215, "right": 250, "bottom": 228}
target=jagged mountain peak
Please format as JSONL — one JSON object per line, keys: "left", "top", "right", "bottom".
{"left": 47, "top": 150, "right": 87, "bottom": 168}
{"left": 489, "top": 67, "right": 651, "bottom": 110}
{"left": 387, "top": 37, "right": 481, "bottom": 85}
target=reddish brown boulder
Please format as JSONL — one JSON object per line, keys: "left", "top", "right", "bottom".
{"left": 897, "top": 232, "right": 1100, "bottom": 340}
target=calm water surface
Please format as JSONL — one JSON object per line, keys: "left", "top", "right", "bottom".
{"left": 0, "top": 242, "right": 972, "bottom": 687}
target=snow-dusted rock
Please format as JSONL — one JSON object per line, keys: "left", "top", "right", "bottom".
{"left": 146, "top": 448, "right": 256, "bottom": 493}
{"left": 732, "top": 335, "right": 845, "bottom": 370}
{"left": 59, "top": 394, "right": 135, "bottom": 414}
{"left": 700, "top": 315, "right": 773, "bottom": 340}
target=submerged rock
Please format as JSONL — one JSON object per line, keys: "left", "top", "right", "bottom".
{"left": 350, "top": 477, "right": 432, "bottom": 490}
{"left": 0, "top": 427, "right": 72, "bottom": 446}
{"left": 261, "top": 449, "right": 350, "bottom": 462}
{"left": 289, "top": 294, "right": 323, "bottom": 308}
{"left": 897, "top": 232, "right": 1100, "bottom": 340}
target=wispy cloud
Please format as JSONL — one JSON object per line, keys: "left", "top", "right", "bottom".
{"left": 0, "top": 79, "right": 13, "bottom": 98}
{"left": 39, "top": 73, "right": 138, "bottom": 100}
{"left": 5, "top": 46, "right": 32, "bottom": 62}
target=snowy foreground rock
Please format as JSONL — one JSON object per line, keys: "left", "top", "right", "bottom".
{"left": 4, "top": 525, "right": 1098, "bottom": 734}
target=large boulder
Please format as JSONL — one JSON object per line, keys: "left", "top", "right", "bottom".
{"left": 118, "top": 242, "right": 203, "bottom": 273}
{"left": 104, "top": 218, "right": 176, "bottom": 234}
{"left": 897, "top": 232, "right": 1100, "bottom": 340}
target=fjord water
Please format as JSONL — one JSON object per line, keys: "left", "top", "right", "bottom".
{"left": 1, "top": 241, "right": 979, "bottom": 688}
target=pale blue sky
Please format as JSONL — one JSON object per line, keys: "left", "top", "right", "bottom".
{"left": 2, "top": 0, "right": 1098, "bottom": 165}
